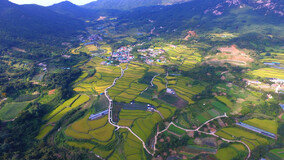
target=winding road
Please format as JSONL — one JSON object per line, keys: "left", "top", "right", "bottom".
{"left": 104, "top": 66, "right": 251, "bottom": 159}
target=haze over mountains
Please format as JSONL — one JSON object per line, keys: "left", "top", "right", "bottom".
{"left": 83, "top": 0, "right": 193, "bottom": 10}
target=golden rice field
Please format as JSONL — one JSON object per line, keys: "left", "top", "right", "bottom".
{"left": 43, "top": 95, "right": 80, "bottom": 121}
{"left": 243, "top": 118, "right": 278, "bottom": 134}
{"left": 216, "top": 127, "right": 270, "bottom": 150}
{"left": 216, "top": 143, "right": 247, "bottom": 160}
{"left": 65, "top": 112, "right": 116, "bottom": 144}
{"left": 153, "top": 76, "right": 166, "bottom": 92}
{"left": 157, "top": 104, "right": 176, "bottom": 119}
{"left": 108, "top": 63, "right": 148, "bottom": 103}
{"left": 37, "top": 95, "right": 90, "bottom": 138}
{"left": 36, "top": 125, "right": 54, "bottom": 139}
{"left": 168, "top": 76, "right": 207, "bottom": 104}
{"left": 131, "top": 112, "right": 162, "bottom": 142}
{"left": 249, "top": 68, "right": 284, "bottom": 79}
{"left": 134, "top": 97, "right": 159, "bottom": 107}
{"left": 48, "top": 94, "right": 89, "bottom": 123}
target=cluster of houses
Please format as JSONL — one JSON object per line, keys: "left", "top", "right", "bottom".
{"left": 166, "top": 88, "right": 176, "bottom": 95}
{"left": 108, "top": 46, "right": 134, "bottom": 63}
{"left": 38, "top": 63, "right": 47, "bottom": 71}
{"left": 78, "top": 34, "right": 103, "bottom": 46}
{"left": 137, "top": 48, "right": 167, "bottom": 64}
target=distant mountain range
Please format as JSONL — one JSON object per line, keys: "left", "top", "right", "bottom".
{"left": 83, "top": 0, "right": 193, "bottom": 10}
{"left": 48, "top": 1, "right": 122, "bottom": 19}
{"left": 0, "top": 0, "right": 283, "bottom": 50}
{"left": 0, "top": 0, "right": 83, "bottom": 50}
{"left": 82, "top": 0, "right": 284, "bottom": 15}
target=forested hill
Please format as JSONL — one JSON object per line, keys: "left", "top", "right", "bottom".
{"left": 0, "top": 0, "right": 84, "bottom": 51}
{"left": 48, "top": 1, "right": 123, "bottom": 19}
{"left": 116, "top": 0, "right": 284, "bottom": 40}
{"left": 83, "top": 0, "right": 192, "bottom": 10}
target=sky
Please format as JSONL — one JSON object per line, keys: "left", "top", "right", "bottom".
{"left": 9, "top": 0, "right": 96, "bottom": 6}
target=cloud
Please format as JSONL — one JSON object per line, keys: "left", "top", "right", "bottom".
{"left": 9, "top": 0, "right": 96, "bottom": 6}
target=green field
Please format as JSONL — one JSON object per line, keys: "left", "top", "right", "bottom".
{"left": 0, "top": 101, "right": 29, "bottom": 120}
{"left": 216, "top": 127, "right": 270, "bottom": 150}
{"left": 267, "top": 148, "right": 284, "bottom": 160}
{"left": 216, "top": 143, "right": 247, "bottom": 160}
{"left": 36, "top": 125, "right": 54, "bottom": 139}
{"left": 168, "top": 125, "right": 187, "bottom": 135}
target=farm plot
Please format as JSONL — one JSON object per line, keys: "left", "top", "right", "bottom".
{"left": 162, "top": 45, "right": 201, "bottom": 69}
{"left": 37, "top": 95, "right": 90, "bottom": 138}
{"left": 267, "top": 148, "right": 284, "bottom": 160}
{"left": 243, "top": 118, "right": 278, "bottom": 134}
{"left": 0, "top": 101, "right": 29, "bottom": 120}
{"left": 249, "top": 68, "right": 284, "bottom": 79}
{"left": 65, "top": 114, "right": 115, "bottom": 142}
{"left": 109, "top": 130, "right": 146, "bottom": 160}
{"left": 153, "top": 76, "right": 166, "bottom": 93}
{"left": 215, "top": 143, "right": 247, "bottom": 160}
{"left": 168, "top": 125, "right": 187, "bottom": 136}
{"left": 108, "top": 63, "right": 148, "bottom": 103}
{"left": 79, "top": 58, "right": 121, "bottom": 94}
{"left": 157, "top": 104, "right": 176, "bottom": 119}
{"left": 168, "top": 76, "right": 207, "bottom": 104}
{"left": 212, "top": 83, "right": 263, "bottom": 114}
{"left": 48, "top": 95, "right": 89, "bottom": 123}
{"left": 216, "top": 127, "right": 270, "bottom": 150}
{"left": 36, "top": 125, "right": 54, "bottom": 139}
{"left": 131, "top": 112, "right": 162, "bottom": 142}
{"left": 64, "top": 113, "right": 116, "bottom": 158}
{"left": 118, "top": 109, "right": 151, "bottom": 127}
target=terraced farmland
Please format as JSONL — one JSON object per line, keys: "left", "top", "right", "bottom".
{"left": 37, "top": 94, "right": 90, "bottom": 139}
{"left": 108, "top": 63, "right": 148, "bottom": 103}
{"left": 249, "top": 68, "right": 284, "bottom": 79}
{"left": 216, "top": 127, "right": 271, "bottom": 150}
{"left": 167, "top": 76, "right": 207, "bottom": 104}
{"left": 64, "top": 113, "right": 116, "bottom": 158}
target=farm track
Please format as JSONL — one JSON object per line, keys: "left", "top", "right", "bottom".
{"left": 105, "top": 67, "right": 251, "bottom": 159}
{"left": 140, "top": 74, "right": 159, "bottom": 95}
{"left": 153, "top": 113, "right": 251, "bottom": 160}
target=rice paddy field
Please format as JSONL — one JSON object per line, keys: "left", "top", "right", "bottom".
{"left": 75, "top": 57, "right": 121, "bottom": 94}
{"left": 215, "top": 143, "right": 247, "bottom": 160}
{"left": 63, "top": 113, "right": 116, "bottom": 158}
{"left": 161, "top": 45, "right": 202, "bottom": 71}
{"left": 37, "top": 94, "right": 90, "bottom": 138}
{"left": 243, "top": 118, "right": 278, "bottom": 134}
{"left": 249, "top": 68, "right": 284, "bottom": 79}
{"left": 36, "top": 125, "right": 54, "bottom": 139}
{"left": 153, "top": 76, "right": 166, "bottom": 93}
{"left": 109, "top": 130, "right": 147, "bottom": 160}
{"left": 131, "top": 112, "right": 162, "bottom": 142}
{"left": 267, "top": 148, "right": 284, "bottom": 160}
{"left": 260, "top": 51, "right": 284, "bottom": 64}
{"left": 216, "top": 127, "right": 271, "bottom": 150}
{"left": 108, "top": 63, "right": 148, "bottom": 103}
{"left": 167, "top": 76, "right": 207, "bottom": 104}
{"left": 48, "top": 94, "right": 89, "bottom": 123}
